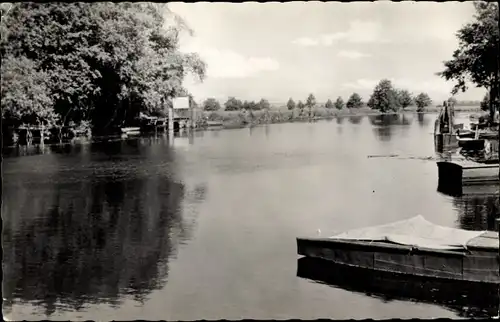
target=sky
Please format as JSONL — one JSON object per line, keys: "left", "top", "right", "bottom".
{"left": 169, "top": 1, "right": 486, "bottom": 104}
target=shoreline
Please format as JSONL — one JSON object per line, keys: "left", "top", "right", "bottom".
{"left": 199, "top": 105, "right": 482, "bottom": 130}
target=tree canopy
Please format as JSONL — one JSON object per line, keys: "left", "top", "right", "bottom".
{"left": 325, "top": 99, "right": 334, "bottom": 109}
{"left": 367, "top": 79, "right": 400, "bottom": 112}
{"left": 334, "top": 97, "right": 345, "bottom": 110}
{"left": 414, "top": 93, "right": 432, "bottom": 111}
{"left": 1, "top": 3, "right": 206, "bottom": 132}
{"left": 437, "top": 2, "right": 499, "bottom": 117}
{"left": 286, "top": 98, "right": 296, "bottom": 110}
{"left": 202, "top": 98, "right": 221, "bottom": 111}
{"left": 346, "top": 93, "right": 363, "bottom": 109}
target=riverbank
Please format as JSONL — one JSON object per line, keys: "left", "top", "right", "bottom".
{"left": 199, "top": 105, "right": 482, "bottom": 129}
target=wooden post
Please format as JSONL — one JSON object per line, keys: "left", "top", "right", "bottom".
{"left": 168, "top": 106, "right": 174, "bottom": 135}
{"left": 40, "top": 124, "right": 45, "bottom": 145}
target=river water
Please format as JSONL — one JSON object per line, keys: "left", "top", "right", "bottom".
{"left": 3, "top": 112, "right": 499, "bottom": 320}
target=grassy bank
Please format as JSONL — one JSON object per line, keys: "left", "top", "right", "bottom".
{"left": 198, "top": 105, "right": 482, "bottom": 129}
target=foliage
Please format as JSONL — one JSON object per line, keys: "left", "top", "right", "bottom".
{"left": 334, "top": 97, "right": 345, "bottom": 110}
{"left": 367, "top": 79, "right": 401, "bottom": 112}
{"left": 436, "top": 2, "right": 499, "bottom": 114}
{"left": 297, "top": 100, "right": 305, "bottom": 110}
{"left": 1, "top": 55, "right": 58, "bottom": 126}
{"left": 480, "top": 93, "right": 490, "bottom": 111}
{"left": 224, "top": 97, "right": 243, "bottom": 111}
{"left": 414, "top": 93, "right": 432, "bottom": 111}
{"left": 346, "top": 93, "right": 363, "bottom": 109}
{"left": 202, "top": 98, "right": 221, "bottom": 111}
{"left": 1, "top": 3, "right": 206, "bottom": 131}
{"left": 397, "top": 89, "right": 413, "bottom": 109}
{"left": 325, "top": 99, "right": 334, "bottom": 109}
{"left": 306, "top": 93, "right": 316, "bottom": 108}
{"left": 286, "top": 98, "right": 296, "bottom": 110}
{"left": 258, "top": 98, "right": 270, "bottom": 110}
{"left": 242, "top": 100, "right": 259, "bottom": 111}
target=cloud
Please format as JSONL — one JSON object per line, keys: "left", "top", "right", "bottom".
{"left": 337, "top": 50, "right": 371, "bottom": 59}
{"left": 292, "top": 20, "right": 389, "bottom": 46}
{"left": 180, "top": 40, "right": 279, "bottom": 79}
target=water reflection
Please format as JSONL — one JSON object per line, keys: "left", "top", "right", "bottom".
{"left": 297, "top": 257, "right": 498, "bottom": 318}
{"left": 348, "top": 115, "right": 363, "bottom": 125}
{"left": 417, "top": 113, "right": 429, "bottom": 127}
{"left": 454, "top": 193, "right": 500, "bottom": 231}
{"left": 2, "top": 142, "right": 199, "bottom": 317}
{"left": 336, "top": 116, "right": 345, "bottom": 125}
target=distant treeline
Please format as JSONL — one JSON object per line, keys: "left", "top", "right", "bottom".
{"left": 200, "top": 79, "right": 437, "bottom": 113}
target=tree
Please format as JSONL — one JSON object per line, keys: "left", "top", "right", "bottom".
{"left": 480, "top": 93, "right": 490, "bottom": 111}
{"left": 436, "top": 2, "right": 499, "bottom": 120}
{"left": 224, "top": 97, "right": 243, "bottom": 111}
{"left": 202, "top": 98, "right": 221, "bottom": 111}
{"left": 346, "top": 93, "right": 363, "bottom": 109}
{"left": 286, "top": 98, "right": 296, "bottom": 110}
{"left": 1, "top": 55, "right": 58, "bottom": 127}
{"left": 325, "top": 99, "right": 334, "bottom": 109}
{"left": 366, "top": 79, "right": 400, "bottom": 112}
{"left": 242, "top": 100, "right": 259, "bottom": 111}
{"left": 334, "top": 97, "right": 345, "bottom": 110}
{"left": 414, "top": 93, "right": 432, "bottom": 112}
{"left": 258, "top": 98, "right": 271, "bottom": 110}
{"left": 297, "top": 100, "right": 305, "bottom": 110}
{"left": 1, "top": 3, "right": 206, "bottom": 133}
{"left": 306, "top": 93, "right": 316, "bottom": 108}
{"left": 397, "top": 89, "right": 413, "bottom": 109}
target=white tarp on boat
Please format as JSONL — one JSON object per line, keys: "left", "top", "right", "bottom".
{"left": 331, "top": 215, "right": 486, "bottom": 250}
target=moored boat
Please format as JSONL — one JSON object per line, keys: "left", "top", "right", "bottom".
{"left": 296, "top": 215, "right": 499, "bottom": 284}
{"left": 437, "top": 159, "right": 499, "bottom": 186}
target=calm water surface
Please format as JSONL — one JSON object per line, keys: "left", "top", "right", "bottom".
{"left": 3, "top": 112, "right": 499, "bottom": 320}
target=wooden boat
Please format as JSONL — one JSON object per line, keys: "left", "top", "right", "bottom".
{"left": 296, "top": 215, "right": 499, "bottom": 284}
{"left": 297, "top": 257, "right": 499, "bottom": 318}
{"left": 437, "top": 159, "right": 499, "bottom": 186}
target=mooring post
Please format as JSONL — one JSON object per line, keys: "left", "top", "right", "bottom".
{"left": 168, "top": 105, "right": 174, "bottom": 136}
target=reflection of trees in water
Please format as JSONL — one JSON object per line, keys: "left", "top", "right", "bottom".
{"left": 336, "top": 116, "right": 345, "bottom": 124}
{"left": 453, "top": 194, "right": 499, "bottom": 231}
{"left": 348, "top": 115, "right": 363, "bottom": 124}
{"left": 3, "top": 143, "right": 202, "bottom": 317}
{"left": 417, "top": 113, "right": 430, "bottom": 127}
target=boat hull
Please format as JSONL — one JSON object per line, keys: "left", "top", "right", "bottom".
{"left": 437, "top": 160, "right": 499, "bottom": 186}
{"left": 297, "top": 257, "right": 499, "bottom": 317}
{"left": 296, "top": 237, "right": 500, "bottom": 284}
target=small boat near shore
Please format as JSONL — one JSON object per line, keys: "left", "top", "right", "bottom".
{"left": 296, "top": 215, "right": 499, "bottom": 284}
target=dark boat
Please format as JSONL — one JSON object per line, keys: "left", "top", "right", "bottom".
{"left": 297, "top": 257, "right": 499, "bottom": 318}
{"left": 296, "top": 215, "right": 499, "bottom": 284}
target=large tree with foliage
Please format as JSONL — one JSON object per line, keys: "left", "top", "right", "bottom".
{"left": 286, "top": 98, "right": 296, "bottom": 110}
{"left": 224, "top": 97, "right": 243, "bottom": 111}
{"left": 325, "top": 99, "right": 334, "bottom": 109}
{"left": 397, "top": 90, "right": 413, "bottom": 109}
{"left": 367, "top": 79, "right": 400, "bottom": 112}
{"left": 436, "top": 1, "right": 499, "bottom": 120}
{"left": 414, "top": 93, "right": 432, "bottom": 112}
{"left": 202, "top": 98, "right": 221, "bottom": 111}
{"left": 346, "top": 93, "right": 363, "bottom": 109}
{"left": 1, "top": 3, "right": 206, "bottom": 133}
{"left": 334, "top": 97, "right": 345, "bottom": 110}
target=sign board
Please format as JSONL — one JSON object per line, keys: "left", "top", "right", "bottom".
{"left": 173, "top": 97, "right": 190, "bottom": 110}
